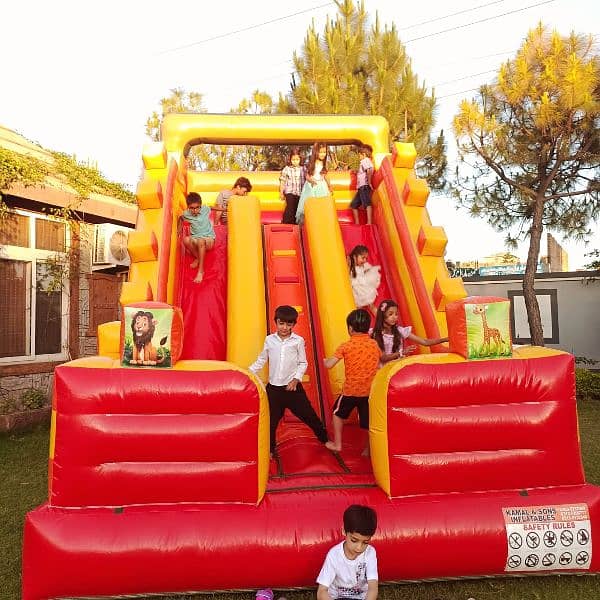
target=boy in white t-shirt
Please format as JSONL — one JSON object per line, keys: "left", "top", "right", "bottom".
{"left": 316, "top": 505, "right": 378, "bottom": 600}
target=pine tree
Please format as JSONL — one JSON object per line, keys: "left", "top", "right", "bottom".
{"left": 286, "top": 0, "right": 446, "bottom": 187}
{"left": 453, "top": 24, "right": 600, "bottom": 345}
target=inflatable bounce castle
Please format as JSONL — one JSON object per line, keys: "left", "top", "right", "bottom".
{"left": 22, "top": 115, "right": 599, "bottom": 599}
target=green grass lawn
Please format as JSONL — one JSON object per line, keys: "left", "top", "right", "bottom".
{"left": 2, "top": 401, "right": 599, "bottom": 600}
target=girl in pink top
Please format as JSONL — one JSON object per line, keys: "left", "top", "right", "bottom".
{"left": 371, "top": 299, "right": 448, "bottom": 365}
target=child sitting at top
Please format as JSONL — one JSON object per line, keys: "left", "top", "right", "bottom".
{"left": 348, "top": 245, "right": 381, "bottom": 316}
{"left": 372, "top": 299, "right": 448, "bottom": 364}
{"left": 249, "top": 305, "right": 330, "bottom": 456}
{"left": 323, "top": 309, "right": 381, "bottom": 455}
{"left": 317, "top": 505, "right": 378, "bottom": 600}
{"left": 179, "top": 192, "right": 215, "bottom": 283}
{"left": 214, "top": 176, "right": 252, "bottom": 225}
{"left": 350, "top": 144, "right": 374, "bottom": 225}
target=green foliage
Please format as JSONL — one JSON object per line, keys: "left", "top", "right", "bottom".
{"left": 0, "top": 147, "right": 48, "bottom": 193}
{"left": 0, "top": 147, "right": 48, "bottom": 218}
{"left": 286, "top": 0, "right": 446, "bottom": 188}
{"left": 0, "top": 388, "right": 48, "bottom": 414}
{"left": 146, "top": 87, "right": 205, "bottom": 142}
{"left": 50, "top": 151, "right": 135, "bottom": 203}
{"left": 583, "top": 249, "right": 600, "bottom": 270}
{"left": 19, "top": 389, "right": 47, "bottom": 410}
{"left": 576, "top": 367, "right": 600, "bottom": 400}
{"left": 468, "top": 340, "right": 512, "bottom": 360}
{"left": 452, "top": 24, "right": 600, "bottom": 345}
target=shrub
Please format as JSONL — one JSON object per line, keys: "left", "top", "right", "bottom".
{"left": 575, "top": 368, "right": 600, "bottom": 401}
{"left": 19, "top": 389, "right": 48, "bottom": 411}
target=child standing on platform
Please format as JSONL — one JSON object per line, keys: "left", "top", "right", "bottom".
{"left": 350, "top": 145, "right": 374, "bottom": 225}
{"left": 179, "top": 192, "right": 215, "bottom": 284}
{"left": 317, "top": 505, "right": 378, "bottom": 600}
{"left": 371, "top": 299, "right": 448, "bottom": 364}
{"left": 280, "top": 147, "right": 306, "bottom": 224}
{"left": 249, "top": 305, "right": 329, "bottom": 456}
{"left": 295, "top": 142, "right": 332, "bottom": 225}
{"left": 348, "top": 245, "right": 381, "bottom": 316}
{"left": 323, "top": 309, "right": 381, "bottom": 455}
{"left": 214, "top": 176, "right": 252, "bottom": 225}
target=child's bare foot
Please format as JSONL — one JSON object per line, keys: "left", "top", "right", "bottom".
{"left": 326, "top": 441, "right": 341, "bottom": 452}
{"left": 190, "top": 259, "right": 198, "bottom": 269}
{"left": 193, "top": 271, "right": 204, "bottom": 283}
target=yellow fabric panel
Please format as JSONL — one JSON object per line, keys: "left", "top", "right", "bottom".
{"left": 127, "top": 230, "right": 158, "bottom": 263}
{"left": 512, "top": 346, "right": 568, "bottom": 359}
{"left": 120, "top": 280, "right": 152, "bottom": 306}
{"left": 142, "top": 141, "right": 167, "bottom": 170}
{"left": 163, "top": 114, "right": 390, "bottom": 165}
{"left": 97, "top": 321, "right": 121, "bottom": 358}
{"left": 167, "top": 172, "right": 187, "bottom": 305}
{"left": 49, "top": 409, "right": 56, "bottom": 460}
{"left": 392, "top": 142, "right": 417, "bottom": 169}
{"left": 369, "top": 368, "right": 391, "bottom": 496}
{"left": 304, "top": 197, "right": 355, "bottom": 396}
{"left": 226, "top": 195, "right": 267, "bottom": 369}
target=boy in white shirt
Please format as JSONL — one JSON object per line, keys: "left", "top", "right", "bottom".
{"left": 317, "top": 505, "right": 378, "bottom": 600}
{"left": 249, "top": 305, "right": 329, "bottom": 455}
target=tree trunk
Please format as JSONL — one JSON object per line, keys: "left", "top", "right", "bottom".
{"left": 523, "top": 197, "right": 545, "bottom": 345}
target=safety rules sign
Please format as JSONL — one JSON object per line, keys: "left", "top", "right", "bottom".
{"left": 503, "top": 503, "right": 592, "bottom": 572}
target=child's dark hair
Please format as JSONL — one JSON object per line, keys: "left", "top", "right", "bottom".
{"left": 306, "top": 142, "right": 328, "bottom": 176}
{"left": 288, "top": 146, "right": 303, "bottom": 164}
{"left": 346, "top": 309, "right": 371, "bottom": 334}
{"left": 186, "top": 191, "right": 202, "bottom": 206}
{"left": 372, "top": 299, "right": 402, "bottom": 353}
{"left": 234, "top": 177, "right": 252, "bottom": 193}
{"left": 348, "top": 244, "right": 369, "bottom": 279}
{"left": 274, "top": 305, "right": 298, "bottom": 324}
{"left": 343, "top": 504, "right": 377, "bottom": 536}
{"left": 361, "top": 144, "right": 373, "bottom": 157}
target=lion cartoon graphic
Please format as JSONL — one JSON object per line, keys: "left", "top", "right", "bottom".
{"left": 129, "top": 310, "right": 166, "bottom": 366}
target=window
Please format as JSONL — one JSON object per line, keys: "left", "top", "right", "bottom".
{"left": 0, "top": 210, "right": 69, "bottom": 363}
{"left": 508, "top": 289, "right": 559, "bottom": 344}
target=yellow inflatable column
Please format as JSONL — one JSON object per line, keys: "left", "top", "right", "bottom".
{"left": 304, "top": 197, "right": 355, "bottom": 396}
{"left": 226, "top": 195, "right": 267, "bottom": 368}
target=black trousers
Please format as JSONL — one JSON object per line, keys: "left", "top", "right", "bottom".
{"left": 266, "top": 383, "right": 328, "bottom": 451}
{"left": 282, "top": 193, "right": 300, "bottom": 224}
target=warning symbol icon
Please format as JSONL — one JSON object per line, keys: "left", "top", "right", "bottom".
{"left": 560, "top": 530, "right": 574, "bottom": 547}
{"left": 542, "top": 553, "right": 556, "bottom": 567}
{"left": 526, "top": 532, "right": 540, "bottom": 549}
{"left": 577, "top": 529, "right": 589, "bottom": 545}
{"left": 543, "top": 531, "right": 557, "bottom": 547}
{"left": 525, "top": 554, "right": 539, "bottom": 568}
{"left": 507, "top": 555, "right": 522, "bottom": 569}
{"left": 559, "top": 551, "right": 573, "bottom": 566}
{"left": 509, "top": 532, "right": 523, "bottom": 549}
{"left": 576, "top": 551, "right": 589, "bottom": 565}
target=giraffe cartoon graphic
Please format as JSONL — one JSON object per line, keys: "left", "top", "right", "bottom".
{"left": 468, "top": 303, "right": 510, "bottom": 358}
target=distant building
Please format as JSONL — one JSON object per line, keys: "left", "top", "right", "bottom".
{"left": 449, "top": 234, "right": 569, "bottom": 277}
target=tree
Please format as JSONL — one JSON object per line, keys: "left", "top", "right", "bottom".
{"left": 453, "top": 24, "right": 600, "bottom": 345}
{"left": 285, "top": 0, "right": 446, "bottom": 188}
{"left": 584, "top": 249, "right": 600, "bottom": 270}
{"left": 145, "top": 88, "right": 205, "bottom": 142}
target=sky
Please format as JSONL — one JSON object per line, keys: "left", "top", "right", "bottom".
{"left": 1, "top": 0, "right": 599, "bottom": 268}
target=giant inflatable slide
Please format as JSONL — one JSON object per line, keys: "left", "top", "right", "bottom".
{"left": 23, "top": 115, "right": 600, "bottom": 599}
